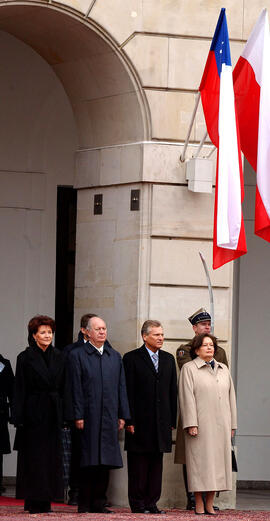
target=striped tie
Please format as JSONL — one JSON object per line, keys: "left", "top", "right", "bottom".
{"left": 152, "top": 353, "right": 159, "bottom": 372}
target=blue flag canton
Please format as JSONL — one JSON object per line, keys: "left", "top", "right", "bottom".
{"left": 210, "top": 8, "right": 232, "bottom": 76}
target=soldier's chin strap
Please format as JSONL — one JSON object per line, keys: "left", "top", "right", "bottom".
{"left": 199, "top": 252, "right": 214, "bottom": 335}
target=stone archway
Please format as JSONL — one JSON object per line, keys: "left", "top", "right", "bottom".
{"left": 0, "top": 2, "right": 149, "bottom": 493}
{"left": 0, "top": 2, "right": 150, "bottom": 149}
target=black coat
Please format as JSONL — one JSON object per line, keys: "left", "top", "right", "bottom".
{"left": 0, "top": 355, "right": 14, "bottom": 454}
{"left": 123, "top": 345, "right": 177, "bottom": 453}
{"left": 13, "top": 344, "right": 73, "bottom": 501}
{"left": 69, "top": 342, "right": 130, "bottom": 468}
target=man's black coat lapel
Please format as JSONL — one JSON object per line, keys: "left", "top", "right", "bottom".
{"left": 139, "top": 345, "right": 157, "bottom": 376}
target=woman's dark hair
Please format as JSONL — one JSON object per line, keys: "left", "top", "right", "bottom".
{"left": 190, "top": 333, "right": 218, "bottom": 360}
{"left": 28, "top": 315, "right": 56, "bottom": 346}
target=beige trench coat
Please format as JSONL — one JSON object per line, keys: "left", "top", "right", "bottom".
{"left": 179, "top": 357, "right": 237, "bottom": 492}
{"left": 174, "top": 342, "right": 228, "bottom": 464}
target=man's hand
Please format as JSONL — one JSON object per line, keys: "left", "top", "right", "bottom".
{"left": 126, "top": 425, "right": 135, "bottom": 434}
{"left": 75, "top": 419, "right": 84, "bottom": 430}
{"left": 118, "top": 419, "right": 125, "bottom": 431}
{"left": 231, "top": 429, "right": 235, "bottom": 438}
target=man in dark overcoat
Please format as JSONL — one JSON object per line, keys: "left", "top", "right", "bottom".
{"left": 64, "top": 312, "right": 110, "bottom": 506}
{"left": 123, "top": 320, "right": 177, "bottom": 514}
{"left": 0, "top": 354, "right": 14, "bottom": 494}
{"left": 69, "top": 315, "right": 130, "bottom": 514}
{"left": 174, "top": 308, "right": 228, "bottom": 511}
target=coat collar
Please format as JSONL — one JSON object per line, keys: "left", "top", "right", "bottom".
{"left": 82, "top": 341, "right": 111, "bottom": 356}
{"left": 26, "top": 345, "right": 63, "bottom": 384}
{"left": 193, "top": 356, "right": 223, "bottom": 371}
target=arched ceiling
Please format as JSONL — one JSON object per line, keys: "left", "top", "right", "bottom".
{"left": 0, "top": 4, "right": 149, "bottom": 147}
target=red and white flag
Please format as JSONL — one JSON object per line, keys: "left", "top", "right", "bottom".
{"left": 199, "top": 8, "right": 247, "bottom": 269}
{"left": 234, "top": 9, "right": 270, "bottom": 241}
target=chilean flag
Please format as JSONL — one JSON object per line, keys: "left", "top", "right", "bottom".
{"left": 199, "top": 8, "right": 247, "bottom": 269}
{"left": 233, "top": 9, "right": 270, "bottom": 242}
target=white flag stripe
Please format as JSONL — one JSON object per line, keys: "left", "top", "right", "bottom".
{"left": 217, "top": 64, "right": 242, "bottom": 250}
{"left": 242, "top": 9, "right": 266, "bottom": 85}
{"left": 256, "top": 12, "right": 270, "bottom": 218}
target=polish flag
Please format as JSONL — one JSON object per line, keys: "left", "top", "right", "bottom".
{"left": 233, "top": 9, "right": 270, "bottom": 241}
{"left": 199, "top": 8, "right": 247, "bottom": 269}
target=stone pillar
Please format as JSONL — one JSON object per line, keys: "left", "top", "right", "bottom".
{"left": 74, "top": 141, "right": 235, "bottom": 508}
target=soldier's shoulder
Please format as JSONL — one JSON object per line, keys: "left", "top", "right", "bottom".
{"left": 176, "top": 342, "right": 191, "bottom": 356}
{"left": 216, "top": 344, "right": 226, "bottom": 353}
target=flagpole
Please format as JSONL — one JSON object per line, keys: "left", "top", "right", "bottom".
{"left": 180, "top": 92, "right": 201, "bottom": 162}
{"left": 194, "top": 130, "right": 208, "bottom": 158}
{"left": 199, "top": 251, "right": 215, "bottom": 334}
{"left": 206, "top": 146, "right": 216, "bottom": 158}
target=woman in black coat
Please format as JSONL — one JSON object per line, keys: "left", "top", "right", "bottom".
{"left": 0, "top": 354, "right": 14, "bottom": 493}
{"left": 13, "top": 315, "right": 73, "bottom": 514}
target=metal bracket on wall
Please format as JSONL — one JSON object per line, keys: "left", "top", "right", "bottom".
{"left": 94, "top": 194, "right": 103, "bottom": 215}
{"left": 130, "top": 189, "right": 140, "bottom": 211}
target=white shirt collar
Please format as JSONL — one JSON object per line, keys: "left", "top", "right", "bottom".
{"left": 145, "top": 345, "right": 159, "bottom": 359}
{"left": 84, "top": 338, "right": 104, "bottom": 354}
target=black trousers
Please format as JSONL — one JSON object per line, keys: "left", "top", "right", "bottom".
{"left": 78, "top": 465, "right": 110, "bottom": 512}
{"left": 127, "top": 452, "right": 163, "bottom": 512}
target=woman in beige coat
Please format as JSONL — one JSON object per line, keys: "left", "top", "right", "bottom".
{"left": 179, "top": 333, "right": 237, "bottom": 515}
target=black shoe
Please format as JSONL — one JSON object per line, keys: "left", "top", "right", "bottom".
{"left": 68, "top": 488, "right": 79, "bottom": 505}
{"left": 131, "top": 508, "right": 150, "bottom": 513}
{"left": 213, "top": 506, "right": 219, "bottom": 511}
{"left": 148, "top": 507, "right": 166, "bottom": 514}
{"left": 29, "top": 508, "right": 52, "bottom": 514}
{"left": 78, "top": 507, "right": 89, "bottom": 513}
{"left": 195, "top": 511, "right": 205, "bottom": 515}
{"left": 68, "top": 498, "right": 78, "bottom": 506}
{"left": 100, "top": 507, "right": 114, "bottom": 513}
{"left": 186, "top": 498, "right": 196, "bottom": 510}
{"left": 205, "top": 510, "right": 217, "bottom": 515}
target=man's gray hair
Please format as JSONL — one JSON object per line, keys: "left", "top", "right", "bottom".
{"left": 141, "top": 320, "right": 162, "bottom": 337}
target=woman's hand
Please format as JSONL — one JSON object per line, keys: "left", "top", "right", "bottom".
{"left": 188, "top": 426, "right": 198, "bottom": 437}
{"left": 75, "top": 419, "right": 84, "bottom": 430}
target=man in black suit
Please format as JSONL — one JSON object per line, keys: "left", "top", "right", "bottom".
{"left": 123, "top": 320, "right": 177, "bottom": 514}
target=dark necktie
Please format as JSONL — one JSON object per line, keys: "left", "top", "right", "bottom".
{"left": 206, "top": 360, "right": 215, "bottom": 370}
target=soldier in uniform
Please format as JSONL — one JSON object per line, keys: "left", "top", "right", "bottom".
{"left": 174, "top": 308, "right": 228, "bottom": 510}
